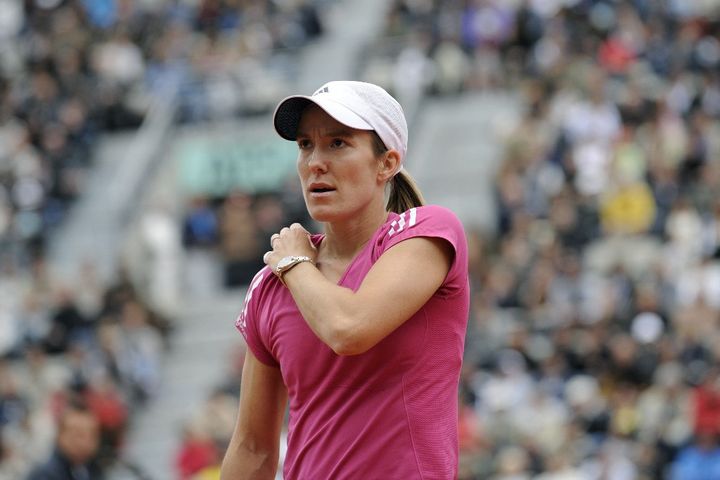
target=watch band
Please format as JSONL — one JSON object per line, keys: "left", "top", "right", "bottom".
{"left": 275, "top": 255, "right": 314, "bottom": 286}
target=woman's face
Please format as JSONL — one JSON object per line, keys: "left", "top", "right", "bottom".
{"left": 296, "top": 105, "right": 385, "bottom": 222}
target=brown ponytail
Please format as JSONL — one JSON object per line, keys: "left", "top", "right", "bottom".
{"left": 370, "top": 132, "right": 425, "bottom": 213}
{"left": 386, "top": 169, "right": 425, "bottom": 213}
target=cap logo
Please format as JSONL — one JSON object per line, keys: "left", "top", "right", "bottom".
{"left": 313, "top": 86, "right": 329, "bottom": 96}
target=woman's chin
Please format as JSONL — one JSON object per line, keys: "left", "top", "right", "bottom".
{"left": 308, "top": 206, "right": 344, "bottom": 223}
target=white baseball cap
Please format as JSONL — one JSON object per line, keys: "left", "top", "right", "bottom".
{"left": 273, "top": 81, "right": 408, "bottom": 164}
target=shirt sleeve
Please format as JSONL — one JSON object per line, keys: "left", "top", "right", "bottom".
{"left": 235, "top": 267, "right": 279, "bottom": 367}
{"left": 378, "top": 205, "right": 468, "bottom": 297}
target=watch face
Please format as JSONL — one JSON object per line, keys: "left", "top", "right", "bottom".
{"left": 277, "top": 256, "right": 296, "bottom": 271}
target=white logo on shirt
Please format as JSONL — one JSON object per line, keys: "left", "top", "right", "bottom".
{"left": 387, "top": 208, "right": 417, "bottom": 237}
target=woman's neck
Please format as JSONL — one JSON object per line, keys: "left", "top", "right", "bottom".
{"left": 321, "top": 208, "right": 390, "bottom": 261}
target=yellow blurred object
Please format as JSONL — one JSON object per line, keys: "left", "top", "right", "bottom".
{"left": 600, "top": 182, "right": 657, "bottom": 235}
{"left": 191, "top": 465, "right": 221, "bottom": 480}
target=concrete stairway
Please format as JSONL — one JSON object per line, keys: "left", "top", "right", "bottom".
{"left": 410, "top": 91, "right": 523, "bottom": 234}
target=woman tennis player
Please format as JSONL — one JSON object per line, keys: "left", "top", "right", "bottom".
{"left": 221, "top": 81, "right": 470, "bottom": 479}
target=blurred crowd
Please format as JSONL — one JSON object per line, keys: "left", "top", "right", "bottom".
{"left": 179, "top": 1, "right": 720, "bottom": 480}
{"left": 0, "top": 0, "right": 326, "bottom": 478}
{"left": 182, "top": 185, "right": 311, "bottom": 289}
{"left": 0, "top": 255, "right": 173, "bottom": 478}
{"left": 8, "top": 0, "right": 720, "bottom": 476}
{"left": 0, "top": 0, "right": 325, "bottom": 280}
{"left": 360, "top": 0, "right": 720, "bottom": 479}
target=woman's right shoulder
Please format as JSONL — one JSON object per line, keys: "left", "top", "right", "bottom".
{"left": 235, "top": 265, "right": 284, "bottom": 367}
{"left": 235, "top": 266, "right": 279, "bottom": 329}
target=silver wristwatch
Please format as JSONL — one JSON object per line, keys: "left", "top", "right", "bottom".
{"left": 274, "top": 255, "right": 314, "bottom": 285}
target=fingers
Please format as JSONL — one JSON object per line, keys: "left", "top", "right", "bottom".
{"left": 290, "top": 223, "right": 311, "bottom": 236}
{"left": 265, "top": 223, "right": 314, "bottom": 267}
{"left": 271, "top": 224, "right": 307, "bottom": 246}
{"left": 267, "top": 224, "right": 310, "bottom": 257}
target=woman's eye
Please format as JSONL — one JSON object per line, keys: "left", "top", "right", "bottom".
{"left": 330, "top": 139, "right": 345, "bottom": 148}
{"left": 298, "top": 139, "right": 311, "bottom": 149}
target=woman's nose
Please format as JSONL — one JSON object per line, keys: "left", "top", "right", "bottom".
{"left": 306, "top": 148, "right": 328, "bottom": 172}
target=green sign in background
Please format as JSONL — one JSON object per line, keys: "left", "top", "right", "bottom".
{"left": 178, "top": 135, "right": 298, "bottom": 196}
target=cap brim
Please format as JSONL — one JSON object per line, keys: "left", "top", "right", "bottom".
{"left": 273, "top": 95, "right": 373, "bottom": 140}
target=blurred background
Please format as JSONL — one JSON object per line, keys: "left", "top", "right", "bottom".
{"left": 1, "top": 0, "right": 720, "bottom": 479}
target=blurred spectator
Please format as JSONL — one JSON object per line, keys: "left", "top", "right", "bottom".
{"left": 44, "top": 288, "right": 93, "bottom": 355}
{"left": 26, "top": 399, "right": 103, "bottom": 480}
{"left": 0, "top": 363, "right": 30, "bottom": 434}
{"left": 670, "top": 430, "right": 720, "bottom": 480}
{"left": 82, "top": 373, "right": 128, "bottom": 467}
{"left": 692, "top": 369, "right": 720, "bottom": 438}
{"left": 115, "top": 300, "right": 163, "bottom": 406}
{"left": 175, "top": 423, "right": 220, "bottom": 480}
{"left": 182, "top": 196, "right": 219, "bottom": 249}
{"left": 91, "top": 28, "right": 145, "bottom": 87}
{"left": 189, "top": 388, "right": 237, "bottom": 449}
{"left": 214, "top": 191, "right": 306, "bottom": 287}
{"left": 137, "top": 205, "right": 183, "bottom": 319}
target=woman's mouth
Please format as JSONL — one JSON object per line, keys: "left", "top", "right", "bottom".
{"left": 309, "top": 183, "right": 336, "bottom": 196}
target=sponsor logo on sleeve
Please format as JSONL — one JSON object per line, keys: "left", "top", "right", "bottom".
{"left": 387, "top": 207, "right": 417, "bottom": 237}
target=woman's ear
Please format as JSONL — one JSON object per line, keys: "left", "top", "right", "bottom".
{"left": 378, "top": 149, "right": 401, "bottom": 183}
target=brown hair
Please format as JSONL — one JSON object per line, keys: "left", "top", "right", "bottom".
{"left": 370, "top": 132, "right": 425, "bottom": 213}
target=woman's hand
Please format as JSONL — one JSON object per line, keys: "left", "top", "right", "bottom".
{"left": 263, "top": 223, "right": 318, "bottom": 271}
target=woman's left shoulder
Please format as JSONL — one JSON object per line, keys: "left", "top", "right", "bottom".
{"left": 373, "top": 205, "right": 467, "bottom": 261}
{"left": 414, "top": 204, "right": 462, "bottom": 220}
{"left": 379, "top": 205, "right": 465, "bottom": 243}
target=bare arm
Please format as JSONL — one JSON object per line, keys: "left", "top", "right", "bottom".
{"left": 220, "top": 350, "right": 287, "bottom": 480}
{"left": 269, "top": 224, "right": 453, "bottom": 355}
